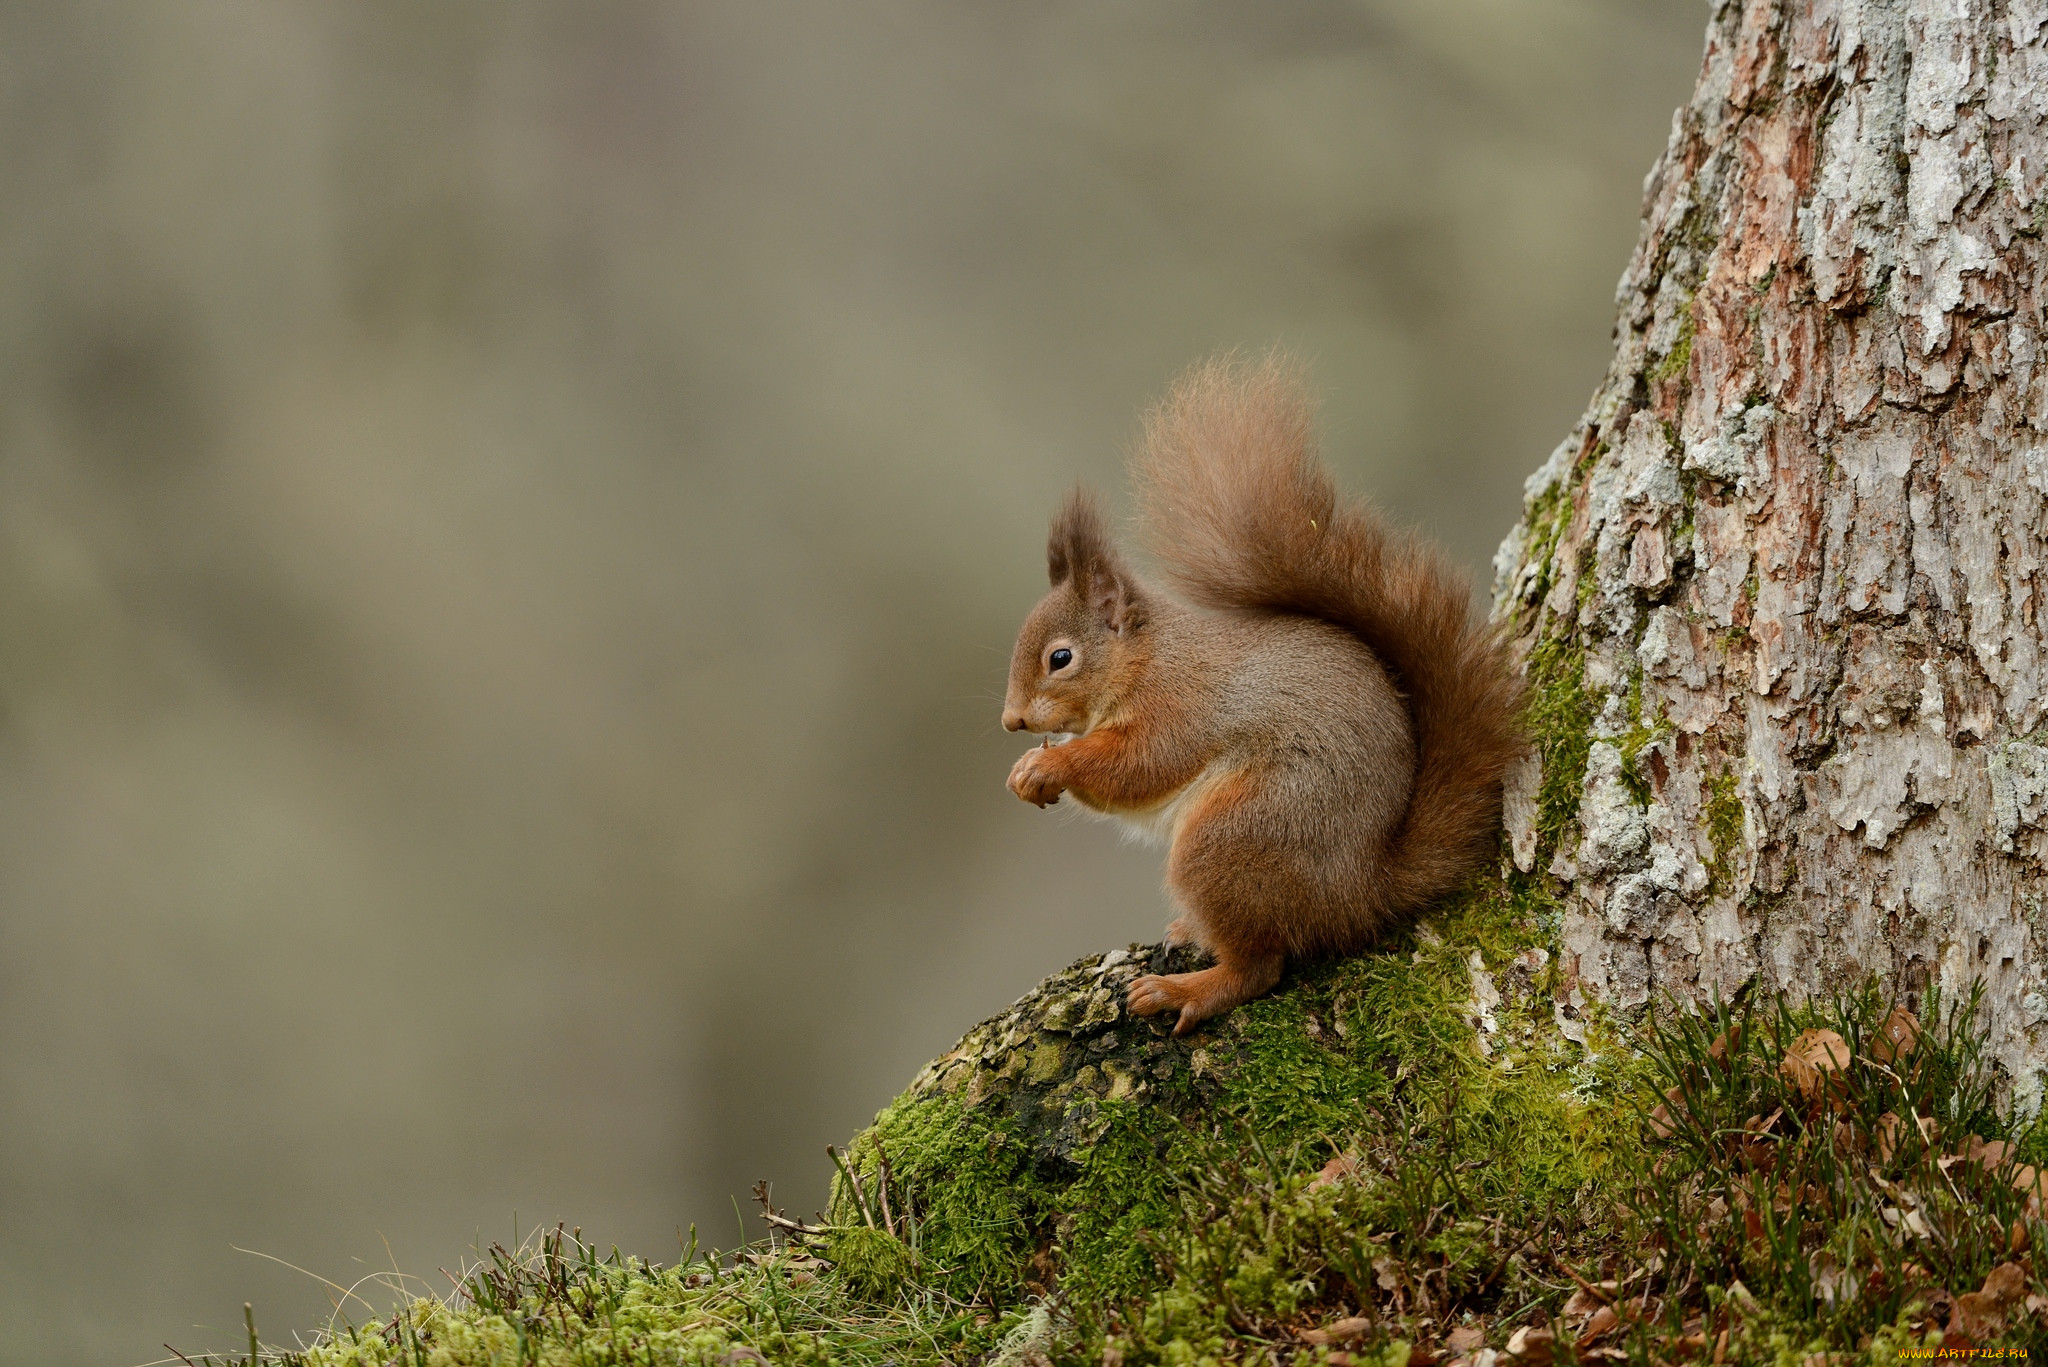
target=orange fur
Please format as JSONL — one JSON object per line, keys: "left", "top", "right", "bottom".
{"left": 1003, "top": 353, "right": 1524, "bottom": 1033}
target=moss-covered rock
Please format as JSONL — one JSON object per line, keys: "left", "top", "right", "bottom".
{"left": 829, "top": 874, "right": 1634, "bottom": 1323}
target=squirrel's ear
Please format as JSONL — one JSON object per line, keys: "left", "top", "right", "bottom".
{"left": 1049, "top": 486, "right": 1146, "bottom": 632}
{"left": 1090, "top": 563, "right": 1146, "bottom": 635}
{"left": 1047, "top": 485, "right": 1111, "bottom": 587}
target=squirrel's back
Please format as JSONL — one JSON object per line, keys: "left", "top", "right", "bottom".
{"left": 1132, "top": 353, "right": 1523, "bottom": 921}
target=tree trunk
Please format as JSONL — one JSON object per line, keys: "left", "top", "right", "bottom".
{"left": 1495, "top": 0, "right": 2048, "bottom": 1100}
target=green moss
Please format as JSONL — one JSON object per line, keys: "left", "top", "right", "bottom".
{"left": 1522, "top": 498, "right": 1569, "bottom": 604}
{"left": 1705, "top": 766, "right": 1743, "bottom": 894}
{"left": 833, "top": 1090, "right": 1040, "bottom": 1302}
{"left": 241, "top": 932, "right": 2048, "bottom": 1364}
{"left": 1648, "top": 301, "right": 1695, "bottom": 385}
{"left": 826, "top": 1226, "right": 917, "bottom": 1303}
{"left": 1523, "top": 633, "right": 1595, "bottom": 859}
{"left": 1615, "top": 668, "right": 1671, "bottom": 807}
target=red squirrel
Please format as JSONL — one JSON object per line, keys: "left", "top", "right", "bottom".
{"left": 1000, "top": 354, "right": 1523, "bottom": 1035}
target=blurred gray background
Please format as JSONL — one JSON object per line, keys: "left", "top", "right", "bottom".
{"left": 0, "top": 1, "right": 1703, "bottom": 1359}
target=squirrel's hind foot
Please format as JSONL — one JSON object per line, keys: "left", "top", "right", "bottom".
{"left": 1126, "top": 952, "right": 1284, "bottom": 1036}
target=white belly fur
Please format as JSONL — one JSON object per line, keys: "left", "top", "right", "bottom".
{"left": 1101, "top": 761, "right": 1232, "bottom": 848}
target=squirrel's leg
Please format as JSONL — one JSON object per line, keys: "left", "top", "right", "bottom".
{"left": 1126, "top": 948, "right": 1283, "bottom": 1036}
{"left": 1161, "top": 902, "right": 1208, "bottom": 951}
{"left": 1127, "top": 767, "right": 1305, "bottom": 1033}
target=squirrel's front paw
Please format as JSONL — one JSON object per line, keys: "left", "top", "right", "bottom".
{"left": 1007, "top": 746, "right": 1065, "bottom": 807}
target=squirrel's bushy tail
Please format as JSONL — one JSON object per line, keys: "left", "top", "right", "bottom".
{"left": 1133, "top": 352, "right": 1523, "bottom": 914}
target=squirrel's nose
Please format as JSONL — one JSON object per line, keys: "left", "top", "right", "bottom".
{"left": 1002, "top": 710, "right": 1026, "bottom": 732}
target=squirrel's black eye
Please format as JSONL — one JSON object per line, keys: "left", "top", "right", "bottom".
{"left": 1049, "top": 648, "right": 1073, "bottom": 671}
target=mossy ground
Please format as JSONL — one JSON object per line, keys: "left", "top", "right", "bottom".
{"left": 198, "top": 881, "right": 2048, "bottom": 1366}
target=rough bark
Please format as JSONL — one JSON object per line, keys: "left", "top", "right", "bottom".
{"left": 1495, "top": 0, "right": 2048, "bottom": 1102}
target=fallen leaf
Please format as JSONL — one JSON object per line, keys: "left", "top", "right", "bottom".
{"left": 1958, "top": 1134, "right": 2011, "bottom": 1169}
{"left": 1981, "top": 1260, "right": 2028, "bottom": 1308}
{"left": 1811, "top": 1252, "right": 1857, "bottom": 1308}
{"left": 1868, "top": 1006, "right": 1920, "bottom": 1065}
{"left": 1952, "top": 1290, "right": 2008, "bottom": 1342}
{"left": 2013, "top": 1163, "right": 2048, "bottom": 1206}
{"left": 1373, "top": 1255, "right": 1400, "bottom": 1292}
{"left": 1445, "top": 1325, "right": 1484, "bottom": 1353}
{"left": 1780, "top": 1029, "right": 1851, "bottom": 1100}
{"left": 1709, "top": 1025, "right": 1742, "bottom": 1063}
{"left": 1648, "top": 1103, "right": 1675, "bottom": 1140}
{"left": 1504, "top": 1325, "right": 1555, "bottom": 1363}
{"left": 2014, "top": 1219, "right": 2032, "bottom": 1255}
{"left": 1580, "top": 1306, "right": 1620, "bottom": 1342}
{"left": 1309, "top": 1154, "right": 1360, "bottom": 1189}
{"left": 1299, "top": 1316, "right": 1372, "bottom": 1346}
{"left": 1872, "top": 1111, "right": 1903, "bottom": 1163}
{"left": 1562, "top": 1281, "right": 1617, "bottom": 1319}
{"left": 2027, "top": 1292, "right": 2048, "bottom": 1315}
{"left": 1916, "top": 1114, "right": 1940, "bottom": 1144}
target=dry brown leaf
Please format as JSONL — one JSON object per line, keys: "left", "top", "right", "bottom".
{"left": 1580, "top": 1306, "right": 1620, "bottom": 1343}
{"left": 1964, "top": 1134, "right": 2012, "bottom": 1168}
{"left": 1872, "top": 1111, "right": 1903, "bottom": 1163}
{"left": 1981, "top": 1260, "right": 2028, "bottom": 1307}
{"left": 1562, "top": 1281, "right": 1617, "bottom": 1320}
{"left": 1299, "top": 1316, "right": 1372, "bottom": 1346}
{"left": 1952, "top": 1290, "right": 2008, "bottom": 1342}
{"left": 2013, "top": 1163, "right": 2048, "bottom": 1206}
{"left": 1445, "top": 1325, "right": 1483, "bottom": 1354}
{"left": 1868, "top": 1006, "right": 1921, "bottom": 1065}
{"left": 1372, "top": 1255, "right": 1400, "bottom": 1292}
{"left": 2013, "top": 1219, "right": 2031, "bottom": 1255}
{"left": 1780, "top": 1028, "right": 1852, "bottom": 1100}
{"left": 1504, "top": 1325, "right": 1555, "bottom": 1363}
{"left": 1916, "top": 1114, "right": 1940, "bottom": 1144}
{"left": 1708, "top": 1025, "right": 1741, "bottom": 1063}
{"left": 1647, "top": 1103, "right": 1675, "bottom": 1141}
{"left": 1309, "top": 1154, "right": 1360, "bottom": 1189}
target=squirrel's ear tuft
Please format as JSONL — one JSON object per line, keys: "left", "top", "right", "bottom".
{"left": 1048, "top": 487, "right": 1146, "bottom": 633}
{"left": 1047, "top": 485, "right": 1113, "bottom": 588}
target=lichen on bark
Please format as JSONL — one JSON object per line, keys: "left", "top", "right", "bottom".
{"left": 1493, "top": 0, "right": 2048, "bottom": 1103}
